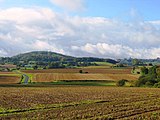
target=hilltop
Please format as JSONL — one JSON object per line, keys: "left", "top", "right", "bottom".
{"left": 11, "top": 51, "right": 74, "bottom": 62}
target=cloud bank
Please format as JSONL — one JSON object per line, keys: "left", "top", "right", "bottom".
{"left": 0, "top": 7, "right": 160, "bottom": 59}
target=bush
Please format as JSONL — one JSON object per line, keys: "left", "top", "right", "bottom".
{"left": 79, "top": 70, "right": 83, "bottom": 73}
{"left": 116, "top": 79, "right": 127, "bottom": 87}
{"left": 157, "top": 78, "right": 160, "bottom": 83}
{"left": 135, "top": 76, "right": 147, "bottom": 87}
{"left": 145, "top": 81, "right": 153, "bottom": 87}
{"left": 137, "top": 72, "right": 140, "bottom": 74}
{"left": 154, "top": 82, "right": 160, "bottom": 88}
{"left": 141, "top": 67, "right": 148, "bottom": 75}
{"left": 136, "top": 66, "right": 160, "bottom": 88}
{"left": 135, "top": 75, "right": 157, "bottom": 87}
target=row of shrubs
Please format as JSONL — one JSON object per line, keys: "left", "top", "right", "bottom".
{"left": 116, "top": 66, "right": 160, "bottom": 88}
{"left": 116, "top": 79, "right": 160, "bottom": 88}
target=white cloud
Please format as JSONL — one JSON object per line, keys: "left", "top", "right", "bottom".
{"left": 0, "top": 7, "right": 160, "bottom": 59}
{"left": 0, "top": 7, "right": 56, "bottom": 24}
{"left": 0, "top": 49, "right": 7, "bottom": 56}
{"left": 149, "top": 20, "right": 160, "bottom": 25}
{"left": 72, "top": 43, "right": 160, "bottom": 59}
{"left": 32, "top": 40, "right": 65, "bottom": 54}
{"left": 50, "top": 0, "right": 85, "bottom": 11}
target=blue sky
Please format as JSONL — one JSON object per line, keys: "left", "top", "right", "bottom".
{"left": 1, "top": 0, "right": 160, "bottom": 20}
{"left": 0, "top": 0, "right": 160, "bottom": 58}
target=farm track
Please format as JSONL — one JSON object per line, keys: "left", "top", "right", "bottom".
{"left": 22, "top": 74, "right": 29, "bottom": 84}
{"left": 14, "top": 71, "right": 29, "bottom": 84}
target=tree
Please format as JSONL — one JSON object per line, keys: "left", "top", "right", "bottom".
{"left": 116, "top": 79, "right": 127, "bottom": 87}
{"left": 141, "top": 67, "right": 148, "bottom": 75}
{"left": 132, "top": 59, "right": 140, "bottom": 66}
{"left": 132, "top": 67, "right": 135, "bottom": 71}
{"left": 157, "top": 68, "right": 160, "bottom": 80}
{"left": 135, "top": 76, "right": 147, "bottom": 87}
{"left": 148, "top": 66, "right": 157, "bottom": 75}
{"left": 116, "top": 63, "right": 124, "bottom": 67}
{"left": 154, "top": 82, "right": 160, "bottom": 88}
{"left": 148, "top": 63, "right": 153, "bottom": 66}
{"left": 136, "top": 66, "right": 159, "bottom": 87}
{"left": 33, "top": 65, "right": 38, "bottom": 70}
{"left": 79, "top": 70, "right": 83, "bottom": 73}
{"left": 6, "top": 67, "right": 10, "bottom": 72}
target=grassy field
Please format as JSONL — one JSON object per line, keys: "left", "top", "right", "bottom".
{"left": 94, "top": 62, "right": 113, "bottom": 65}
{"left": 78, "top": 62, "right": 114, "bottom": 68}
{"left": 0, "top": 86, "right": 159, "bottom": 119}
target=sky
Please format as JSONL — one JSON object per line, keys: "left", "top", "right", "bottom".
{"left": 0, "top": 0, "right": 160, "bottom": 59}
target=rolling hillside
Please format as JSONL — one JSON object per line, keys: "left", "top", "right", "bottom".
{"left": 0, "top": 51, "right": 117, "bottom": 64}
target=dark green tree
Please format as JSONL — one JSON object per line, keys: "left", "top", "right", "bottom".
{"left": 141, "top": 67, "right": 148, "bottom": 75}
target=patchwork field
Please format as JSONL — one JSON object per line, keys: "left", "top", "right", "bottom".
{"left": 21, "top": 68, "right": 139, "bottom": 83}
{"left": 22, "top": 68, "right": 139, "bottom": 83}
{"left": 33, "top": 73, "right": 139, "bottom": 82}
{"left": 0, "top": 86, "right": 159, "bottom": 119}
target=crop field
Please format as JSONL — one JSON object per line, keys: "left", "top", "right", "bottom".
{"left": 0, "top": 64, "right": 16, "bottom": 69}
{"left": 33, "top": 73, "right": 139, "bottom": 82}
{"left": 0, "top": 72, "right": 15, "bottom": 74}
{"left": 22, "top": 68, "right": 132, "bottom": 74}
{"left": 0, "top": 75, "right": 20, "bottom": 84}
{"left": 0, "top": 86, "right": 159, "bottom": 119}
{"left": 0, "top": 72, "right": 21, "bottom": 84}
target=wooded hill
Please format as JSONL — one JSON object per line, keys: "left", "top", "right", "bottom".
{"left": 0, "top": 51, "right": 117, "bottom": 65}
